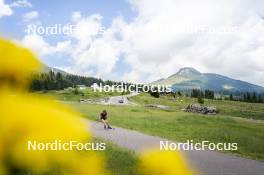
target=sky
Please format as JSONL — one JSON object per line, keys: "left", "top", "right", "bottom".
{"left": 1, "top": 0, "right": 264, "bottom": 86}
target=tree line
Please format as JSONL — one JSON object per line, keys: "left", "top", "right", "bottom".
{"left": 190, "top": 89, "right": 215, "bottom": 99}
{"left": 152, "top": 88, "right": 264, "bottom": 104}
{"left": 230, "top": 92, "right": 264, "bottom": 103}
{"left": 29, "top": 71, "right": 114, "bottom": 91}
{"left": 30, "top": 71, "right": 264, "bottom": 104}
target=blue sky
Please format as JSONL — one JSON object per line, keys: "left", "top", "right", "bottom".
{"left": 0, "top": 0, "right": 134, "bottom": 80}
{"left": 1, "top": 0, "right": 264, "bottom": 86}
{"left": 1, "top": 0, "right": 134, "bottom": 36}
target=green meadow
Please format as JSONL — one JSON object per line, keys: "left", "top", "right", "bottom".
{"left": 42, "top": 90, "right": 264, "bottom": 161}
{"left": 93, "top": 138, "right": 138, "bottom": 175}
{"left": 34, "top": 88, "right": 123, "bottom": 101}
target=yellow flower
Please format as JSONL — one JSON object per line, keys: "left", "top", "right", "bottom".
{"left": 0, "top": 38, "right": 41, "bottom": 90}
{"left": 138, "top": 150, "right": 194, "bottom": 175}
{"left": 0, "top": 38, "right": 107, "bottom": 175}
{"left": 0, "top": 37, "right": 194, "bottom": 175}
{"left": 0, "top": 89, "right": 109, "bottom": 174}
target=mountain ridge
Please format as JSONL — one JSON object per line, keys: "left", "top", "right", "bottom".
{"left": 152, "top": 67, "right": 264, "bottom": 93}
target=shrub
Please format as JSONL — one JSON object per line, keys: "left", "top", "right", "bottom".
{"left": 198, "top": 96, "right": 204, "bottom": 104}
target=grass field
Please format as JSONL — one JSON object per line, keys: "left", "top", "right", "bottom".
{"left": 41, "top": 91, "right": 264, "bottom": 161}
{"left": 93, "top": 138, "right": 138, "bottom": 175}
{"left": 34, "top": 88, "right": 124, "bottom": 101}
{"left": 130, "top": 93, "right": 264, "bottom": 120}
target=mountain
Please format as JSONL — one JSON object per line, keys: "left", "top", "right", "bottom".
{"left": 41, "top": 66, "right": 68, "bottom": 75}
{"left": 152, "top": 67, "right": 264, "bottom": 93}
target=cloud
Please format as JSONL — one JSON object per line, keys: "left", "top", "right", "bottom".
{"left": 56, "top": 12, "right": 122, "bottom": 78}
{"left": 0, "top": 0, "right": 13, "bottom": 18}
{"left": 10, "top": 0, "right": 32, "bottom": 8}
{"left": 20, "top": 34, "right": 72, "bottom": 57}
{"left": 0, "top": 0, "right": 32, "bottom": 18}
{"left": 71, "top": 12, "right": 103, "bottom": 48}
{"left": 18, "top": 0, "right": 264, "bottom": 86}
{"left": 23, "top": 11, "right": 38, "bottom": 21}
{"left": 56, "top": 0, "right": 264, "bottom": 85}
{"left": 19, "top": 12, "right": 122, "bottom": 80}
{"left": 115, "top": 0, "right": 264, "bottom": 85}
{"left": 71, "top": 11, "right": 81, "bottom": 21}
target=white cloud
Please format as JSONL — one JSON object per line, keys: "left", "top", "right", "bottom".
{"left": 57, "top": 12, "right": 122, "bottom": 78}
{"left": 23, "top": 11, "right": 38, "bottom": 21}
{"left": 72, "top": 11, "right": 81, "bottom": 21}
{"left": 21, "top": 34, "right": 54, "bottom": 56}
{"left": 19, "top": 12, "right": 122, "bottom": 80}
{"left": 0, "top": 0, "right": 32, "bottom": 19}
{"left": 20, "top": 34, "right": 72, "bottom": 57}
{"left": 55, "top": 0, "right": 264, "bottom": 85}
{"left": 71, "top": 12, "right": 103, "bottom": 48}
{"left": 0, "top": 0, "right": 13, "bottom": 18}
{"left": 10, "top": 0, "right": 32, "bottom": 8}
{"left": 18, "top": 0, "right": 264, "bottom": 86}
{"left": 115, "top": 0, "right": 264, "bottom": 85}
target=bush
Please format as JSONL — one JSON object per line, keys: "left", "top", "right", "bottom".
{"left": 150, "top": 91, "right": 160, "bottom": 98}
{"left": 198, "top": 96, "right": 204, "bottom": 104}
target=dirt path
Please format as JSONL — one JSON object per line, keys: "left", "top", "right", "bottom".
{"left": 87, "top": 120, "right": 264, "bottom": 175}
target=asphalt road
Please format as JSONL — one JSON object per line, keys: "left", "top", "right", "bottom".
{"left": 106, "top": 92, "right": 139, "bottom": 105}
{"left": 87, "top": 121, "right": 264, "bottom": 175}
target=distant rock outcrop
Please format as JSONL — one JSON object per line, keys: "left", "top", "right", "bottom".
{"left": 183, "top": 104, "right": 217, "bottom": 115}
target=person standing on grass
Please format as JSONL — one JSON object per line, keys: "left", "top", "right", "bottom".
{"left": 100, "top": 110, "right": 112, "bottom": 129}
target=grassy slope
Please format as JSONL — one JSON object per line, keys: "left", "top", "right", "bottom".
{"left": 41, "top": 91, "right": 264, "bottom": 160}
{"left": 69, "top": 93, "right": 264, "bottom": 160}
{"left": 130, "top": 93, "right": 264, "bottom": 120}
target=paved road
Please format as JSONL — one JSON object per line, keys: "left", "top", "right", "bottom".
{"left": 107, "top": 92, "right": 139, "bottom": 105}
{"left": 87, "top": 121, "right": 264, "bottom": 175}
{"left": 80, "top": 92, "right": 139, "bottom": 105}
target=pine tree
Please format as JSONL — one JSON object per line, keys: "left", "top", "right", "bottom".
{"left": 252, "top": 92, "right": 257, "bottom": 103}
{"left": 258, "top": 94, "right": 263, "bottom": 103}
{"left": 230, "top": 94, "right": 233, "bottom": 101}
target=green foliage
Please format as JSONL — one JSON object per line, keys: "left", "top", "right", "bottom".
{"left": 197, "top": 96, "right": 204, "bottom": 104}
{"left": 177, "top": 91, "right": 182, "bottom": 96}
{"left": 35, "top": 88, "right": 122, "bottom": 101}
{"left": 149, "top": 91, "right": 160, "bottom": 98}
{"left": 191, "top": 89, "right": 214, "bottom": 99}
{"left": 30, "top": 71, "right": 108, "bottom": 91}
{"left": 73, "top": 87, "right": 80, "bottom": 95}
{"left": 229, "top": 92, "right": 264, "bottom": 103}
{"left": 230, "top": 94, "right": 233, "bottom": 100}
{"left": 148, "top": 87, "right": 160, "bottom": 98}
{"left": 204, "top": 89, "right": 215, "bottom": 99}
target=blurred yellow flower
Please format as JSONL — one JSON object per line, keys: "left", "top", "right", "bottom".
{"left": 0, "top": 37, "right": 194, "bottom": 175}
{"left": 0, "top": 39, "right": 41, "bottom": 90}
{"left": 0, "top": 38, "right": 107, "bottom": 175}
{"left": 138, "top": 150, "right": 194, "bottom": 175}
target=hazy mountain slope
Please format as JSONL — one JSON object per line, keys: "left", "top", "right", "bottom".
{"left": 41, "top": 66, "right": 68, "bottom": 75}
{"left": 152, "top": 67, "right": 264, "bottom": 93}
